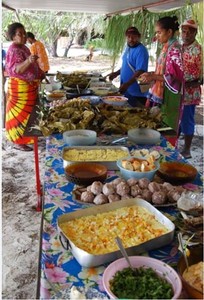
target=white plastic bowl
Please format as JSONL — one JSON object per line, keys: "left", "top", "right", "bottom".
{"left": 63, "top": 130, "right": 97, "bottom": 146}
{"left": 128, "top": 128, "right": 161, "bottom": 145}
{"left": 117, "top": 156, "right": 160, "bottom": 180}
{"left": 103, "top": 256, "right": 182, "bottom": 299}
{"left": 102, "top": 96, "right": 128, "bottom": 106}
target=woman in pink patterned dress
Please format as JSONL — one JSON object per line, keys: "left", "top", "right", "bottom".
{"left": 139, "top": 16, "right": 184, "bottom": 143}
{"left": 180, "top": 20, "right": 203, "bottom": 159}
{"left": 5, "top": 22, "right": 45, "bottom": 151}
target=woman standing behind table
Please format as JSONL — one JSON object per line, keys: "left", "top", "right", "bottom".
{"left": 5, "top": 22, "right": 45, "bottom": 151}
{"left": 140, "top": 16, "right": 184, "bottom": 140}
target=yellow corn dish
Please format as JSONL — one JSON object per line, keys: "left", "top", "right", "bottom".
{"left": 63, "top": 148, "right": 128, "bottom": 162}
{"left": 60, "top": 205, "right": 169, "bottom": 255}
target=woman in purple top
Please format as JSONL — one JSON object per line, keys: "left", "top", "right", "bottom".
{"left": 5, "top": 22, "right": 44, "bottom": 151}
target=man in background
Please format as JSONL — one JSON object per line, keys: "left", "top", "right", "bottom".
{"left": 27, "top": 32, "right": 50, "bottom": 73}
{"left": 180, "top": 20, "right": 203, "bottom": 159}
{"left": 108, "top": 26, "right": 149, "bottom": 107}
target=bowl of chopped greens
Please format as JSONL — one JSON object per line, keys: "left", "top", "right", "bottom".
{"left": 102, "top": 256, "right": 182, "bottom": 299}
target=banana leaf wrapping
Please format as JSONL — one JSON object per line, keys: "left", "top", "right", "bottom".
{"left": 35, "top": 98, "right": 163, "bottom": 136}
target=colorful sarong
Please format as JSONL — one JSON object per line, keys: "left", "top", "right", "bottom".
{"left": 5, "top": 77, "right": 39, "bottom": 144}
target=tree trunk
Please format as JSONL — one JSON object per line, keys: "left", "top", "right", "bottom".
{"left": 51, "top": 39, "right": 58, "bottom": 57}
{"left": 63, "top": 37, "right": 74, "bottom": 57}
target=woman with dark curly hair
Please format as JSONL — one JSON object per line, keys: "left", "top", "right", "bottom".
{"left": 140, "top": 16, "right": 184, "bottom": 143}
{"left": 5, "top": 22, "right": 45, "bottom": 151}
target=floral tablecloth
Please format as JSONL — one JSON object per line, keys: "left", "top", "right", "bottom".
{"left": 39, "top": 133, "right": 202, "bottom": 299}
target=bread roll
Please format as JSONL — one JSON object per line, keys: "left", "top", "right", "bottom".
{"left": 122, "top": 160, "right": 134, "bottom": 171}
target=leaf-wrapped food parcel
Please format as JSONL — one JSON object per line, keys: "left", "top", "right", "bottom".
{"left": 78, "top": 111, "right": 95, "bottom": 128}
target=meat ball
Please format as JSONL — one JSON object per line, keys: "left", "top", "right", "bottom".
{"left": 130, "top": 185, "right": 142, "bottom": 197}
{"left": 80, "top": 191, "right": 95, "bottom": 203}
{"left": 138, "top": 178, "right": 150, "bottom": 189}
{"left": 148, "top": 182, "right": 161, "bottom": 193}
{"left": 141, "top": 189, "right": 152, "bottom": 202}
{"left": 90, "top": 181, "right": 103, "bottom": 195}
{"left": 174, "top": 186, "right": 185, "bottom": 194}
{"left": 152, "top": 191, "right": 167, "bottom": 205}
{"left": 116, "top": 182, "right": 130, "bottom": 196}
{"left": 162, "top": 182, "right": 174, "bottom": 191}
{"left": 102, "top": 183, "right": 115, "bottom": 196}
{"left": 87, "top": 185, "right": 92, "bottom": 192}
{"left": 112, "top": 177, "right": 126, "bottom": 187}
{"left": 167, "top": 190, "right": 181, "bottom": 203}
{"left": 127, "top": 178, "right": 138, "bottom": 186}
{"left": 93, "top": 194, "right": 108, "bottom": 205}
{"left": 108, "top": 194, "right": 121, "bottom": 203}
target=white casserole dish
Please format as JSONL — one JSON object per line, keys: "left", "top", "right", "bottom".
{"left": 58, "top": 198, "right": 175, "bottom": 267}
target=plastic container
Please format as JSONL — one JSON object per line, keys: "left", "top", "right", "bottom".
{"left": 63, "top": 130, "right": 97, "bottom": 146}
{"left": 117, "top": 157, "right": 160, "bottom": 180}
{"left": 102, "top": 96, "right": 128, "bottom": 106}
{"left": 64, "top": 162, "right": 107, "bottom": 186}
{"left": 128, "top": 128, "right": 161, "bottom": 145}
{"left": 103, "top": 256, "right": 182, "bottom": 299}
{"left": 157, "top": 161, "right": 197, "bottom": 185}
{"left": 177, "top": 246, "right": 203, "bottom": 299}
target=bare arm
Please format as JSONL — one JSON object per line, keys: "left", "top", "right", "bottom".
{"left": 15, "top": 55, "right": 39, "bottom": 74}
{"left": 119, "top": 70, "right": 146, "bottom": 93}
{"left": 139, "top": 72, "right": 164, "bottom": 83}
{"left": 108, "top": 69, "right": 120, "bottom": 81}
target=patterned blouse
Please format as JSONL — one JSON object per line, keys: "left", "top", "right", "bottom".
{"left": 6, "top": 43, "right": 44, "bottom": 82}
{"left": 182, "top": 40, "right": 202, "bottom": 105}
{"left": 148, "top": 38, "right": 183, "bottom": 104}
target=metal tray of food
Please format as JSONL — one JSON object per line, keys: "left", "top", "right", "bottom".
{"left": 62, "top": 145, "right": 130, "bottom": 170}
{"left": 57, "top": 198, "right": 175, "bottom": 267}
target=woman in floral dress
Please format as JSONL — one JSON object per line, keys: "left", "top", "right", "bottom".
{"left": 180, "top": 19, "right": 203, "bottom": 159}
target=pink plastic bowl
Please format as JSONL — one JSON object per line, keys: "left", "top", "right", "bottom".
{"left": 102, "top": 256, "right": 182, "bottom": 299}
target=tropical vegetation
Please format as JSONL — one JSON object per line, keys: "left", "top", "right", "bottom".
{"left": 2, "top": 1, "right": 203, "bottom": 66}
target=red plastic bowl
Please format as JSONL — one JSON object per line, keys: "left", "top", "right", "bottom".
{"left": 65, "top": 162, "right": 107, "bottom": 186}
{"left": 157, "top": 161, "right": 197, "bottom": 185}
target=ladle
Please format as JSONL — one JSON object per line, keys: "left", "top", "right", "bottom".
{"left": 115, "top": 236, "right": 136, "bottom": 273}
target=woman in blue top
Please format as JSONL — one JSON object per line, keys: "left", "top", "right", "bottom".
{"left": 108, "top": 27, "right": 149, "bottom": 107}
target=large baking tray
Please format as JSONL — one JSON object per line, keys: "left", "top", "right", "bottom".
{"left": 58, "top": 198, "right": 175, "bottom": 267}
{"left": 62, "top": 145, "right": 130, "bottom": 170}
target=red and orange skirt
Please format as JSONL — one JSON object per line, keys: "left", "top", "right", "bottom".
{"left": 5, "top": 77, "right": 40, "bottom": 144}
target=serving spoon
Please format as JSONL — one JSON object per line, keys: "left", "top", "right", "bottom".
{"left": 177, "top": 232, "right": 189, "bottom": 271}
{"left": 115, "top": 236, "right": 137, "bottom": 274}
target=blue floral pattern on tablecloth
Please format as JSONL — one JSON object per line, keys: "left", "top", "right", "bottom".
{"left": 39, "top": 133, "right": 202, "bottom": 299}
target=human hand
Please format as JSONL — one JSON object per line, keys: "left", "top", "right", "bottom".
{"left": 108, "top": 72, "right": 118, "bottom": 81}
{"left": 139, "top": 72, "right": 154, "bottom": 83}
{"left": 185, "top": 80, "right": 202, "bottom": 88}
{"left": 119, "top": 82, "right": 129, "bottom": 93}
{"left": 28, "top": 55, "right": 39, "bottom": 63}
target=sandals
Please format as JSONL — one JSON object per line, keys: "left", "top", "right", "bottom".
{"left": 13, "top": 144, "right": 33, "bottom": 152}
{"left": 180, "top": 151, "right": 192, "bottom": 159}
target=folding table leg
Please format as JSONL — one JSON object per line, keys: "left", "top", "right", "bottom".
{"left": 33, "top": 137, "right": 42, "bottom": 211}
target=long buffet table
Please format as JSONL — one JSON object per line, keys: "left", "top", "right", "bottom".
{"left": 37, "top": 133, "right": 202, "bottom": 299}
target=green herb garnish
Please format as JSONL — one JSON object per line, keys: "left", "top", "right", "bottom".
{"left": 110, "top": 267, "right": 173, "bottom": 299}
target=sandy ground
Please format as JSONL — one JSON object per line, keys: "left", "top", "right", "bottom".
{"left": 2, "top": 53, "right": 203, "bottom": 299}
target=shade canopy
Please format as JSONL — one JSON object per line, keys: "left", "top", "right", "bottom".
{"left": 2, "top": 0, "right": 202, "bottom": 14}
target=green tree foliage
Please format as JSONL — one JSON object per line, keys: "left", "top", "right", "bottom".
{"left": 103, "top": 3, "right": 203, "bottom": 65}
{"left": 192, "top": 1, "right": 203, "bottom": 43}
{"left": 2, "top": 2, "right": 203, "bottom": 61}
{"left": 2, "top": 9, "right": 105, "bottom": 57}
